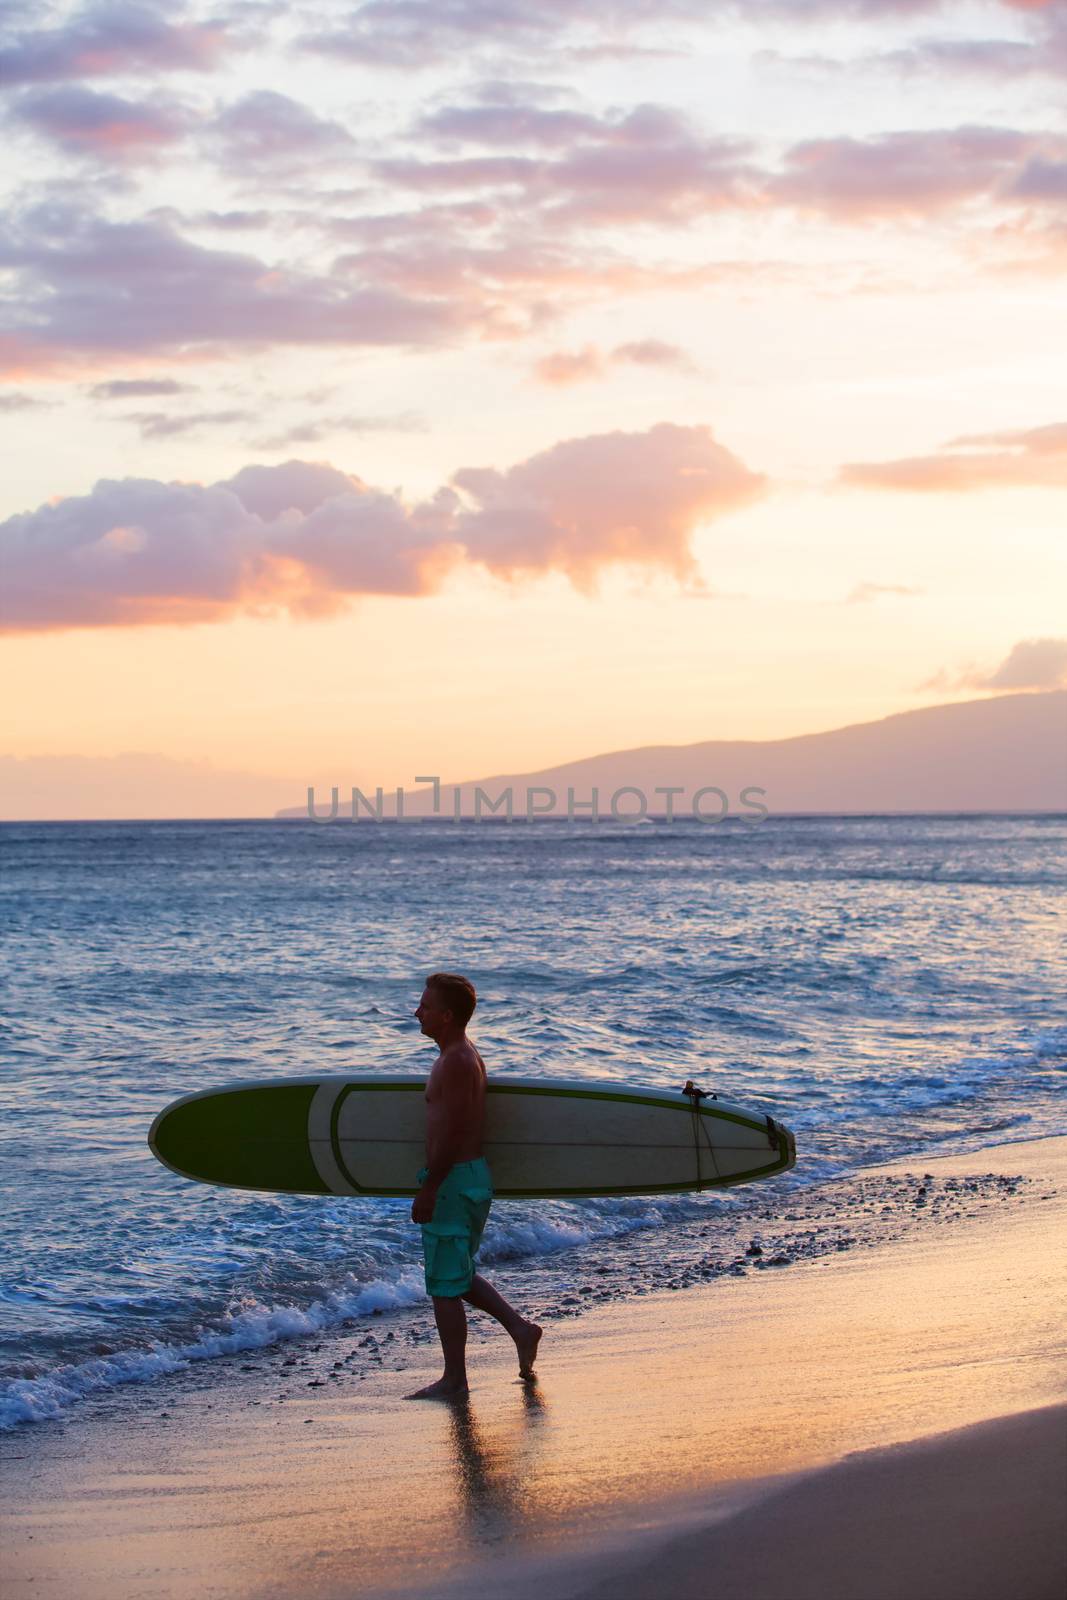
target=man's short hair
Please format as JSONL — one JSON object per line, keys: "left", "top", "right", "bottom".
{"left": 425, "top": 972, "right": 477, "bottom": 1027}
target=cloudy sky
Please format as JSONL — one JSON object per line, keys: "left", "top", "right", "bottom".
{"left": 1, "top": 0, "right": 1065, "bottom": 806}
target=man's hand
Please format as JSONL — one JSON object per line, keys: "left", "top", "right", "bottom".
{"left": 411, "top": 1183, "right": 438, "bottom": 1224}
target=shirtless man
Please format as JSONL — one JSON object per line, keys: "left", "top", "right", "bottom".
{"left": 406, "top": 972, "right": 542, "bottom": 1400}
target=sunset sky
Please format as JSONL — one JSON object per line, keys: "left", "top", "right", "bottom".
{"left": 1, "top": 0, "right": 1065, "bottom": 812}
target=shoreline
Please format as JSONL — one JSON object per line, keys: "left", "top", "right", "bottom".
{"left": 4, "top": 1133, "right": 1065, "bottom": 1599}
{"left": 4, "top": 1123, "right": 1057, "bottom": 1434}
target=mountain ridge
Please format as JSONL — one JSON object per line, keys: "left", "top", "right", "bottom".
{"left": 284, "top": 692, "right": 1067, "bottom": 819}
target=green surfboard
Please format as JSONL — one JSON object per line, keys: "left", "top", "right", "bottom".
{"left": 149, "top": 1075, "right": 796, "bottom": 1200}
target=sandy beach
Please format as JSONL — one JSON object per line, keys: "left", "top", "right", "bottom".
{"left": 3, "top": 1133, "right": 1065, "bottom": 1600}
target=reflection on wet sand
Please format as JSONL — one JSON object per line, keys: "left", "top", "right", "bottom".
{"left": 445, "top": 1381, "right": 549, "bottom": 1550}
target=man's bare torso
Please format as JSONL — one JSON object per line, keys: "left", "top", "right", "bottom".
{"left": 425, "top": 1039, "right": 487, "bottom": 1166}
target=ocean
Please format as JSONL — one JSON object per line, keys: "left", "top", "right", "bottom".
{"left": 1, "top": 814, "right": 1065, "bottom": 1430}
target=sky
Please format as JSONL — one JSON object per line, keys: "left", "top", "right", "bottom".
{"left": 1, "top": 0, "right": 1065, "bottom": 812}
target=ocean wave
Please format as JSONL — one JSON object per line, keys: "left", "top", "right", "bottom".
{"left": 0, "top": 1187, "right": 773, "bottom": 1430}
{"left": 0, "top": 1273, "right": 426, "bottom": 1431}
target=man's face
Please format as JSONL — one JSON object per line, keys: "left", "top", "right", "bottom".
{"left": 415, "top": 987, "right": 450, "bottom": 1039}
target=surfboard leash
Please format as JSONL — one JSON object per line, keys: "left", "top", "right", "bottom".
{"left": 680, "top": 1081, "right": 722, "bottom": 1186}
{"left": 680, "top": 1083, "right": 790, "bottom": 1182}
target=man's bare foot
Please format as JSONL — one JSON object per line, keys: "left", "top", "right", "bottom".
{"left": 403, "top": 1376, "right": 469, "bottom": 1401}
{"left": 514, "top": 1320, "right": 542, "bottom": 1379}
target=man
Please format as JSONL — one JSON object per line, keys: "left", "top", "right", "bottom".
{"left": 406, "top": 972, "right": 542, "bottom": 1400}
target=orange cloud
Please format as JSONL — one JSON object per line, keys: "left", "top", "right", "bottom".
{"left": 846, "top": 582, "right": 922, "bottom": 603}
{"left": 533, "top": 339, "right": 696, "bottom": 386}
{"left": 0, "top": 424, "right": 765, "bottom": 632}
{"left": 534, "top": 346, "right": 605, "bottom": 385}
{"left": 840, "top": 420, "right": 1067, "bottom": 490}
{"left": 451, "top": 423, "right": 765, "bottom": 586}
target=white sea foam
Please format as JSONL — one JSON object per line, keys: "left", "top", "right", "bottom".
{"left": 480, "top": 1207, "right": 663, "bottom": 1266}
{"left": 0, "top": 1272, "right": 424, "bottom": 1430}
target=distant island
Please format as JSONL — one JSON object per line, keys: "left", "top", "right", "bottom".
{"left": 3, "top": 693, "right": 1062, "bottom": 821}
{"left": 280, "top": 691, "right": 1066, "bottom": 821}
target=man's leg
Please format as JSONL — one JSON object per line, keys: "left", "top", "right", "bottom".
{"left": 463, "top": 1275, "right": 542, "bottom": 1378}
{"left": 404, "top": 1294, "right": 469, "bottom": 1400}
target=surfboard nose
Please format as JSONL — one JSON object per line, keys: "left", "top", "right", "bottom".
{"left": 149, "top": 1083, "right": 329, "bottom": 1195}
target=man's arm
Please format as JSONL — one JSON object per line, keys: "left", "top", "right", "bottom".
{"left": 411, "top": 1055, "right": 474, "bottom": 1223}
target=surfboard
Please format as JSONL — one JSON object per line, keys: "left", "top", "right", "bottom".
{"left": 149, "top": 1076, "right": 796, "bottom": 1199}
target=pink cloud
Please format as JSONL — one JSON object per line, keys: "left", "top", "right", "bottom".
{"left": 0, "top": 424, "right": 764, "bottom": 632}
{"left": 0, "top": 204, "right": 502, "bottom": 376}
{"left": 534, "top": 346, "right": 606, "bottom": 385}
{"left": 1009, "top": 158, "right": 1067, "bottom": 201}
{"left": 123, "top": 409, "right": 255, "bottom": 440}
{"left": 534, "top": 339, "right": 696, "bottom": 384}
{"left": 383, "top": 93, "right": 1059, "bottom": 236}
{"left": 1, "top": 184, "right": 733, "bottom": 376}
{"left": 841, "top": 420, "right": 1067, "bottom": 490}
{"left": 302, "top": 0, "right": 547, "bottom": 67}
{"left": 222, "top": 461, "right": 361, "bottom": 520}
{"left": 762, "top": 0, "right": 1052, "bottom": 14}
{"left": 89, "top": 377, "right": 189, "bottom": 399}
{"left": 6, "top": 74, "right": 1057, "bottom": 386}
{"left": 330, "top": 227, "right": 690, "bottom": 303}
{"left": 0, "top": 4, "right": 228, "bottom": 85}
{"left": 846, "top": 581, "right": 922, "bottom": 603}
{"left": 922, "top": 637, "right": 1067, "bottom": 693}
{"left": 0, "top": 391, "right": 49, "bottom": 411}
{"left": 322, "top": 168, "right": 757, "bottom": 310}
{"left": 450, "top": 422, "right": 765, "bottom": 586}
{"left": 551, "top": 108, "right": 755, "bottom": 224}
{"left": 948, "top": 421, "right": 1067, "bottom": 454}
{"left": 374, "top": 154, "right": 541, "bottom": 195}
{"left": 379, "top": 103, "right": 756, "bottom": 224}
{"left": 612, "top": 339, "right": 695, "bottom": 371}
{"left": 300, "top": 0, "right": 711, "bottom": 69}
{"left": 299, "top": 0, "right": 1049, "bottom": 72}
{"left": 882, "top": 4, "right": 1067, "bottom": 81}
{"left": 195, "top": 210, "right": 275, "bottom": 231}
{"left": 980, "top": 213, "right": 1067, "bottom": 279}
{"left": 417, "top": 102, "right": 605, "bottom": 148}
{"left": 983, "top": 638, "right": 1067, "bottom": 690}
{"left": 16, "top": 86, "right": 189, "bottom": 161}
{"left": 0, "top": 463, "right": 453, "bottom": 631}
{"left": 252, "top": 414, "right": 425, "bottom": 451}
{"left": 212, "top": 91, "right": 356, "bottom": 173}
{"left": 770, "top": 126, "right": 1061, "bottom": 219}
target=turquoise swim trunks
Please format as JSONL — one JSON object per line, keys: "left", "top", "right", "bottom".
{"left": 418, "top": 1158, "right": 493, "bottom": 1299}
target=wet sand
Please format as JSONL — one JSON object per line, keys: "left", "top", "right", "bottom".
{"left": 568, "top": 1404, "right": 1066, "bottom": 1600}
{"left": 3, "top": 1135, "right": 1065, "bottom": 1600}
